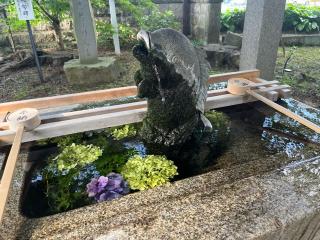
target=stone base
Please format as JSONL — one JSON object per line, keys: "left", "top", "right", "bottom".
{"left": 63, "top": 57, "right": 123, "bottom": 86}
{"left": 203, "top": 44, "right": 240, "bottom": 68}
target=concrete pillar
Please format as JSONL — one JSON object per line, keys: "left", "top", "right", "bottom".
{"left": 70, "top": 0, "right": 98, "bottom": 64}
{"left": 190, "top": 0, "right": 222, "bottom": 44}
{"left": 240, "top": 0, "right": 286, "bottom": 80}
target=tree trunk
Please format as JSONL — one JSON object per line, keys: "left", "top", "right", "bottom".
{"left": 183, "top": 0, "right": 191, "bottom": 36}
{"left": 52, "top": 21, "right": 65, "bottom": 50}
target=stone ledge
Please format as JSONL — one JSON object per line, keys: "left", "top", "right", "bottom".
{"left": 6, "top": 154, "right": 319, "bottom": 240}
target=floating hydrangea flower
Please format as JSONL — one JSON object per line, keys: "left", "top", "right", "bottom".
{"left": 86, "top": 173, "right": 129, "bottom": 202}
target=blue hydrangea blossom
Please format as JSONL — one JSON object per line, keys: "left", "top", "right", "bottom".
{"left": 86, "top": 173, "right": 129, "bottom": 202}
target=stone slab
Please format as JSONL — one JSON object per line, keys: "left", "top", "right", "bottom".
{"left": 2, "top": 154, "right": 320, "bottom": 240}
{"left": 224, "top": 31, "right": 242, "bottom": 49}
{"left": 1, "top": 100, "right": 319, "bottom": 240}
{"left": 282, "top": 34, "right": 320, "bottom": 46}
{"left": 203, "top": 44, "right": 240, "bottom": 68}
{"left": 63, "top": 56, "right": 124, "bottom": 86}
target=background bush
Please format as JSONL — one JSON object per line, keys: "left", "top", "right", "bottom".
{"left": 220, "top": 8, "right": 245, "bottom": 33}
{"left": 221, "top": 4, "right": 320, "bottom": 34}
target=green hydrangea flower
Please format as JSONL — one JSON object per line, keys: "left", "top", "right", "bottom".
{"left": 55, "top": 143, "right": 103, "bottom": 171}
{"left": 110, "top": 124, "right": 137, "bottom": 140}
{"left": 121, "top": 155, "right": 178, "bottom": 191}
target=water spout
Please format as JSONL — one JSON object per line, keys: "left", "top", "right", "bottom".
{"left": 153, "top": 65, "right": 166, "bottom": 103}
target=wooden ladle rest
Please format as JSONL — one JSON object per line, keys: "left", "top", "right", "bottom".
{"left": 227, "top": 78, "right": 320, "bottom": 134}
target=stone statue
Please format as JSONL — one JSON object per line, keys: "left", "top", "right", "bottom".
{"left": 133, "top": 28, "right": 219, "bottom": 174}
{"left": 133, "top": 28, "right": 212, "bottom": 144}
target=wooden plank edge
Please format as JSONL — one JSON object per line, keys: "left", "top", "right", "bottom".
{"left": 255, "top": 78, "right": 292, "bottom": 99}
{"left": 0, "top": 70, "right": 261, "bottom": 112}
{"left": 0, "top": 125, "right": 24, "bottom": 223}
{"left": 0, "top": 86, "right": 138, "bottom": 112}
{"left": 0, "top": 94, "right": 262, "bottom": 146}
{"left": 27, "top": 86, "right": 281, "bottom": 124}
{"left": 208, "top": 69, "right": 260, "bottom": 84}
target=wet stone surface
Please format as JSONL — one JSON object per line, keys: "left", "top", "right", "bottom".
{"left": 0, "top": 99, "right": 319, "bottom": 239}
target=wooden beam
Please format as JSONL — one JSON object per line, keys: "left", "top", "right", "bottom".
{"left": 0, "top": 92, "right": 271, "bottom": 146}
{"left": 35, "top": 86, "right": 280, "bottom": 124}
{"left": 0, "top": 125, "right": 24, "bottom": 223}
{"left": 208, "top": 69, "right": 260, "bottom": 84}
{"left": 0, "top": 86, "right": 138, "bottom": 112}
{"left": 0, "top": 109, "right": 146, "bottom": 146}
{"left": 0, "top": 70, "right": 261, "bottom": 113}
{"left": 41, "top": 101, "right": 147, "bottom": 123}
{"left": 256, "top": 85, "right": 290, "bottom": 93}
{"left": 254, "top": 78, "right": 292, "bottom": 99}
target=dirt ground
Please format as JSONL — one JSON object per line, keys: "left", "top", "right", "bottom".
{"left": 0, "top": 51, "right": 139, "bottom": 103}
{"left": 0, "top": 47, "right": 320, "bottom": 108}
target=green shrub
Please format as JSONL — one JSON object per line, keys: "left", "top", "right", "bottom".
{"left": 0, "top": 2, "right": 43, "bottom": 33}
{"left": 221, "top": 4, "right": 320, "bottom": 33}
{"left": 283, "top": 4, "right": 320, "bottom": 33}
{"left": 221, "top": 8, "right": 246, "bottom": 33}
{"left": 140, "top": 10, "right": 181, "bottom": 31}
{"left": 96, "top": 9, "right": 180, "bottom": 49}
{"left": 54, "top": 143, "right": 103, "bottom": 171}
{"left": 96, "top": 20, "right": 137, "bottom": 48}
{"left": 110, "top": 124, "right": 137, "bottom": 140}
{"left": 121, "top": 155, "right": 178, "bottom": 191}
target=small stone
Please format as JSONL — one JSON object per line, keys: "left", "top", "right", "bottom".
{"left": 224, "top": 31, "right": 243, "bottom": 49}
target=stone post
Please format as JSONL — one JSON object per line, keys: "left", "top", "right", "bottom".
{"left": 63, "top": 0, "right": 123, "bottom": 86}
{"left": 239, "top": 0, "right": 286, "bottom": 80}
{"left": 70, "top": 0, "right": 98, "bottom": 64}
{"left": 190, "top": 0, "right": 222, "bottom": 44}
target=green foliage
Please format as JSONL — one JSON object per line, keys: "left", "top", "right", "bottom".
{"left": 0, "top": 1, "right": 42, "bottom": 32}
{"left": 220, "top": 8, "right": 245, "bottom": 33}
{"left": 33, "top": 0, "right": 70, "bottom": 22}
{"left": 205, "top": 111, "right": 230, "bottom": 131}
{"left": 54, "top": 143, "right": 103, "bottom": 171}
{"left": 205, "top": 111, "right": 231, "bottom": 149}
{"left": 140, "top": 10, "right": 181, "bottom": 31}
{"left": 44, "top": 165, "right": 91, "bottom": 213}
{"left": 284, "top": 4, "right": 320, "bottom": 33}
{"left": 221, "top": 4, "right": 320, "bottom": 33}
{"left": 110, "top": 124, "right": 137, "bottom": 140}
{"left": 39, "top": 133, "right": 137, "bottom": 214}
{"left": 96, "top": 9, "right": 180, "bottom": 48}
{"left": 52, "top": 133, "right": 83, "bottom": 148}
{"left": 121, "top": 155, "right": 178, "bottom": 191}
{"left": 94, "top": 142, "right": 137, "bottom": 175}
{"left": 0, "top": 0, "right": 70, "bottom": 31}
{"left": 36, "top": 133, "right": 83, "bottom": 148}
{"left": 96, "top": 20, "right": 136, "bottom": 48}
{"left": 116, "top": 0, "right": 156, "bottom": 25}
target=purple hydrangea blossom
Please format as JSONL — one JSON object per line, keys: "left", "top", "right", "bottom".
{"left": 86, "top": 173, "right": 129, "bottom": 202}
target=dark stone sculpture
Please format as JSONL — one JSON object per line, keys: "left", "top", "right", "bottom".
{"left": 133, "top": 28, "right": 222, "bottom": 174}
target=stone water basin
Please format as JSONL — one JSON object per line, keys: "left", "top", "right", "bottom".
{"left": 0, "top": 98, "right": 319, "bottom": 239}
